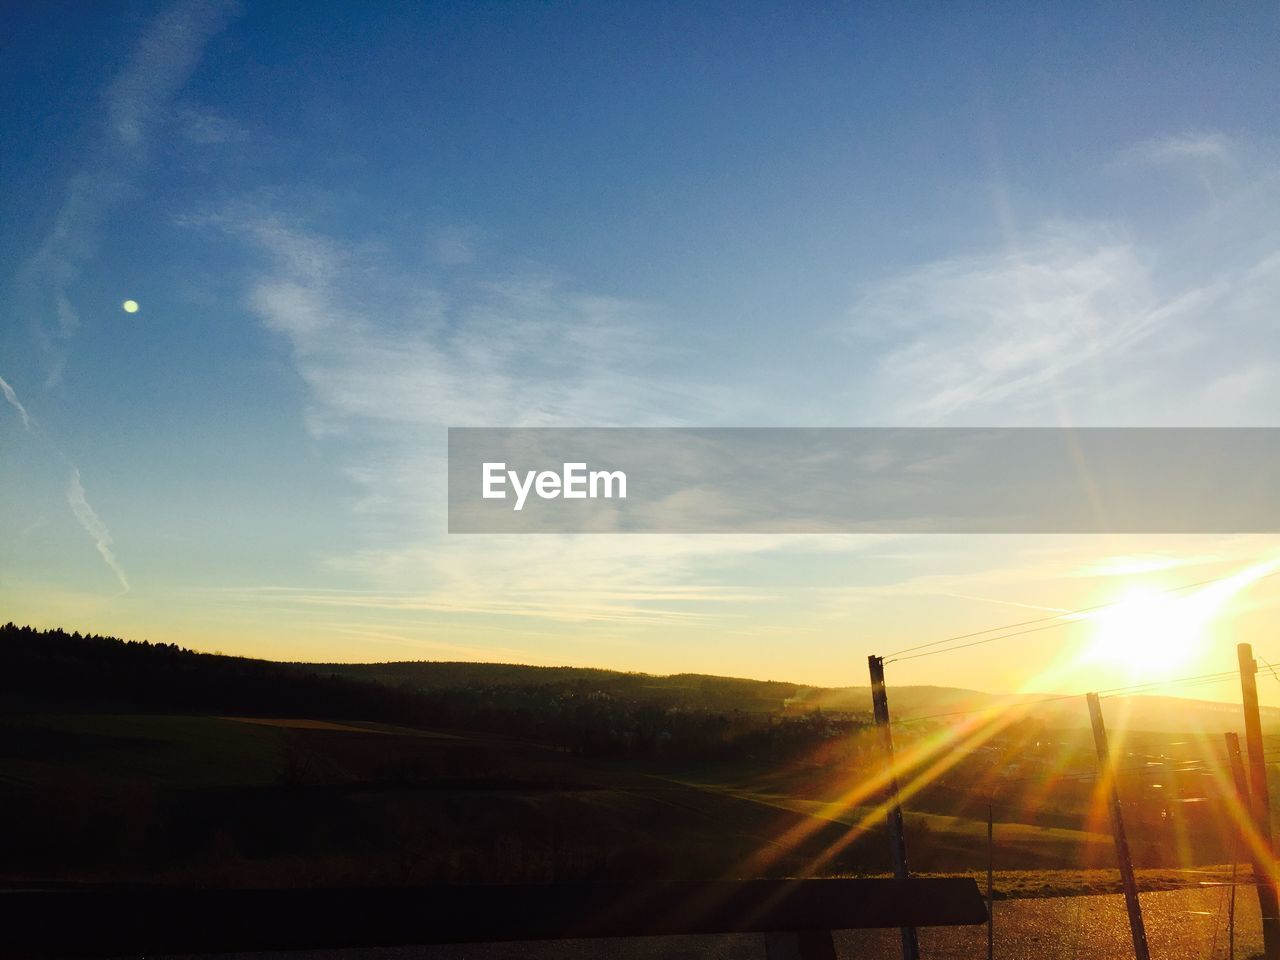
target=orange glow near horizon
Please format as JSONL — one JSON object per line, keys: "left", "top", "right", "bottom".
{"left": 1081, "top": 557, "right": 1280, "bottom": 682}
{"left": 722, "top": 555, "right": 1280, "bottom": 884}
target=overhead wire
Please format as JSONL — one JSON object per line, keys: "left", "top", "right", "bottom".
{"left": 865, "top": 559, "right": 1280, "bottom": 848}
{"left": 891, "top": 667, "right": 1259, "bottom": 725}
{"left": 882, "top": 566, "right": 1280, "bottom": 663}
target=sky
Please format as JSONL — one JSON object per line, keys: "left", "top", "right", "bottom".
{"left": 3, "top": 1, "right": 1280, "bottom": 702}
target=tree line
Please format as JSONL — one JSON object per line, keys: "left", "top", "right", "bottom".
{"left": 0, "top": 623, "right": 868, "bottom": 762}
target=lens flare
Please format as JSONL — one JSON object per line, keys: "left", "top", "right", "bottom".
{"left": 1084, "top": 557, "right": 1280, "bottom": 679}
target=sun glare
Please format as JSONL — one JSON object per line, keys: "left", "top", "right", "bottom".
{"left": 1087, "top": 587, "right": 1198, "bottom": 674}
{"left": 1084, "top": 558, "right": 1280, "bottom": 680}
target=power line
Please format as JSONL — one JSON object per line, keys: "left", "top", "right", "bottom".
{"left": 1097, "top": 670, "right": 1242, "bottom": 698}
{"left": 883, "top": 566, "right": 1280, "bottom": 663}
{"left": 889, "top": 619, "right": 1081, "bottom": 663}
{"left": 891, "top": 667, "right": 1255, "bottom": 725}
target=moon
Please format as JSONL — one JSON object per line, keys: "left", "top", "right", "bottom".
{"left": 122, "top": 300, "right": 139, "bottom": 313}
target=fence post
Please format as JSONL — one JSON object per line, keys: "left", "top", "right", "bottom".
{"left": 987, "top": 801, "right": 994, "bottom": 960}
{"left": 1086, "top": 692, "right": 1150, "bottom": 960}
{"left": 1237, "top": 643, "right": 1280, "bottom": 960}
{"left": 1227, "top": 732, "right": 1250, "bottom": 960}
{"left": 868, "top": 655, "right": 920, "bottom": 960}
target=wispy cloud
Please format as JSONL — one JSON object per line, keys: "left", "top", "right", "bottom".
{"left": 174, "top": 104, "right": 249, "bottom": 145}
{"left": 1073, "top": 553, "right": 1226, "bottom": 578}
{"left": 1119, "top": 132, "right": 1236, "bottom": 167}
{"left": 218, "top": 212, "right": 717, "bottom": 545}
{"left": 0, "top": 374, "right": 32, "bottom": 432}
{"left": 235, "top": 215, "right": 696, "bottom": 432}
{"left": 66, "top": 468, "right": 130, "bottom": 593}
{"left": 182, "top": 211, "right": 892, "bottom": 628}
{"left": 852, "top": 228, "right": 1169, "bottom": 422}
{"left": 431, "top": 225, "right": 483, "bottom": 266}
{"left": 852, "top": 135, "right": 1280, "bottom": 427}
{"left": 104, "top": 0, "right": 241, "bottom": 148}
{"left": 0, "top": 372, "right": 134, "bottom": 592}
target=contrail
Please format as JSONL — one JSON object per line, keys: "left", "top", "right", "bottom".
{"left": 4, "top": 362, "right": 131, "bottom": 594}
{"left": 939, "top": 591, "right": 1072, "bottom": 614}
{"left": 67, "top": 467, "right": 130, "bottom": 593}
{"left": 0, "top": 373, "right": 32, "bottom": 432}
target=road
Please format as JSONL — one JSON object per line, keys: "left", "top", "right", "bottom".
{"left": 158, "top": 886, "right": 1263, "bottom": 960}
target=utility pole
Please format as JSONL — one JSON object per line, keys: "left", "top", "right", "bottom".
{"left": 987, "top": 801, "right": 994, "bottom": 960}
{"left": 868, "top": 655, "right": 920, "bottom": 960}
{"left": 1087, "top": 692, "right": 1150, "bottom": 960}
{"left": 1238, "top": 643, "right": 1280, "bottom": 960}
{"left": 1227, "top": 732, "right": 1250, "bottom": 960}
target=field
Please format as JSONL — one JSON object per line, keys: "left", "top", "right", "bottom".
{"left": 0, "top": 706, "right": 1266, "bottom": 891}
{"left": 3, "top": 625, "right": 1278, "bottom": 960}
{"left": 0, "top": 710, "right": 897, "bottom": 886}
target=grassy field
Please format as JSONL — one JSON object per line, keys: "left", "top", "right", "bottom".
{"left": 0, "top": 706, "right": 1257, "bottom": 892}
{"left": 678, "top": 779, "right": 1117, "bottom": 869}
{"left": 0, "top": 710, "right": 879, "bottom": 885}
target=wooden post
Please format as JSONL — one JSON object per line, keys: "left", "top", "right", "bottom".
{"left": 1086, "top": 692, "right": 1150, "bottom": 960}
{"left": 1231, "top": 856, "right": 1239, "bottom": 960}
{"left": 868, "top": 655, "right": 920, "bottom": 960}
{"left": 987, "top": 801, "right": 994, "bottom": 960}
{"left": 1238, "top": 643, "right": 1280, "bottom": 960}
{"left": 1227, "top": 732, "right": 1250, "bottom": 960}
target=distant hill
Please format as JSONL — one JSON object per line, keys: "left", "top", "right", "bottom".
{"left": 3, "top": 623, "right": 1272, "bottom": 735}
{"left": 0, "top": 622, "right": 442, "bottom": 726}
{"left": 804, "top": 683, "right": 1277, "bottom": 733}
{"left": 316, "top": 660, "right": 1276, "bottom": 734}
{"left": 316, "top": 661, "right": 807, "bottom": 715}
{"left": 0, "top": 624, "right": 864, "bottom": 762}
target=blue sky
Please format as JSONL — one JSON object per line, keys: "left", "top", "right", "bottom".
{"left": 3, "top": 1, "right": 1280, "bottom": 695}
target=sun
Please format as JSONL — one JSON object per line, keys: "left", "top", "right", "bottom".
{"left": 1086, "top": 587, "right": 1200, "bottom": 676}
{"left": 1083, "top": 558, "right": 1280, "bottom": 681}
